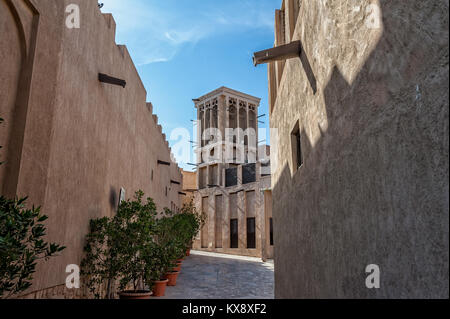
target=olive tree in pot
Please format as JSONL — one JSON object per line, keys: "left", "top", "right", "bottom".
{"left": 81, "top": 190, "right": 158, "bottom": 299}
{"left": 154, "top": 210, "right": 183, "bottom": 287}
{"left": 81, "top": 217, "right": 120, "bottom": 299}
{"left": 178, "top": 200, "right": 206, "bottom": 257}
{"left": 145, "top": 241, "right": 171, "bottom": 297}
{"left": 154, "top": 204, "right": 205, "bottom": 286}
{"left": 113, "top": 190, "right": 158, "bottom": 299}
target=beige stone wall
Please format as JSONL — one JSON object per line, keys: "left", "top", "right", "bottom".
{"left": 181, "top": 169, "right": 197, "bottom": 204}
{"left": 193, "top": 176, "right": 272, "bottom": 259}
{"left": 269, "top": 0, "right": 449, "bottom": 298}
{"left": 263, "top": 190, "right": 273, "bottom": 260}
{"left": 1, "top": 0, "right": 182, "bottom": 298}
{"left": 182, "top": 170, "right": 197, "bottom": 191}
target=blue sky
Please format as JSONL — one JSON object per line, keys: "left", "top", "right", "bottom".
{"left": 101, "top": 0, "right": 279, "bottom": 170}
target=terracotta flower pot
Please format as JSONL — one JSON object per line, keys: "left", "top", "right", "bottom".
{"left": 152, "top": 279, "right": 169, "bottom": 297}
{"left": 119, "top": 290, "right": 153, "bottom": 300}
{"left": 176, "top": 258, "right": 184, "bottom": 263}
{"left": 186, "top": 249, "right": 191, "bottom": 256}
{"left": 164, "top": 271, "right": 180, "bottom": 286}
{"left": 172, "top": 262, "right": 182, "bottom": 272}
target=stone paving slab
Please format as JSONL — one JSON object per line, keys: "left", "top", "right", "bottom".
{"left": 161, "top": 251, "right": 274, "bottom": 299}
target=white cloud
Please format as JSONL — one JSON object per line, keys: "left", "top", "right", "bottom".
{"left": 101, "top": 0, "right": 276, "bottom": 65}
{"left": 164, "top": 29, "right": 206, "bottom": 45}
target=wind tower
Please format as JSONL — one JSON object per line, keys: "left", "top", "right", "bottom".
{"left": 193, "top": 87, "right": 261, "bottom": 189}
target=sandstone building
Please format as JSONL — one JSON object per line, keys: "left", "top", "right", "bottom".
{"left": 181, "top": 169, "right": 197, "bottom": 205}
{"left": 255, "top": 0, "right": 449, "bottom": 298}
{"left": 0, "top": 0, "right": 182, "bottom": 298}
{"left": 191, "top": 87, "right": 273, "bottom": 260}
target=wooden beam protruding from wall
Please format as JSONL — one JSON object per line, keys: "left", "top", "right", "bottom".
{"left": 253, "top": 40, "right": 302, "bottom": 66}
{"left": 157, "top": 160, "right": 171, "bottom": 166}
{"left": 98, "top": 73, "right": 126, "bottom": 88}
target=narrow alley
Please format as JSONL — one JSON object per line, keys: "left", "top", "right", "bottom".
{"left": 162, "top": 251, "right": 274, "bottom": 299}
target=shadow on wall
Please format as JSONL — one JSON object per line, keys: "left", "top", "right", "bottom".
{"left": 272, "top": 1, "right": 449, "bottom": 299}
{"left": 299, "top": 47, "right": 317, "bottom": 95}
{"left": 109, "top": 186, "right": 118, "bottom": 211}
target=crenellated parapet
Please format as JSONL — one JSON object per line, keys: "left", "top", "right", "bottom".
{"left": 0, "top": 0, "right": 184, "bottom": 298}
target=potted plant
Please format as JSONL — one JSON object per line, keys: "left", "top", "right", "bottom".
{"left": 146, "top": 242, "right": 170, "bottom": 297}
{"left": 114, "top": 191, "right": 158, "bottom": 299}
{"left": 164, "top": 270, "right": 180, "bottom": 286}
{"left": 164, "top": 241, "right": 182, "bottom": 286}
{"left": 177, "top": 200, "right": 206, "bottom": 259}
{"left": 81, "top": 217, "right": 120, "bottom": 299}
{"left": 81, "top": 190, "right": 159, "bottom": 299}
{"left": 172, "top": 261, "right": 182, "bottom": 272}
{"left": 154, "top": 210, "right": 186, "bottom": 287}
{"left": 151, "top": 278, "right": 168, "bottom": 297}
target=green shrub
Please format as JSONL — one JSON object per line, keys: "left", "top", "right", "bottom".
{"left": 0, "top": 117, "right": 65, "bottom": 299}
{"left": 0, "top": 197, "right": 65, "bottom": 299}
{"left": 155, "top": 200, "right": 206, "bottom": 263}
{"left": 81, "top": 190, "right": 162, "bottom": 297}
{"left": 81, "top": 192, "right": 206, "bottom": 298}
{"left": 113, "top": 190, "right": 158, "bottom": 292}
{"left": 80, "top": 216, "right": 119, "bottom": 299}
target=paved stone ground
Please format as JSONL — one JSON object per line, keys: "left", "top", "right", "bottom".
{"left": 161, "top": 251, "right": 274, "bottom": 299}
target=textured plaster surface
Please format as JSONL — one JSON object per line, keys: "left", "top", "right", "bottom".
{"left": 193, "top": 176, "right": 272, "bottom": 259}
{"left": 270, "top": 0, "right": 449, "bottom": 298}
{"left": 1, "top": 0, "right": 182, "bottom": 294}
